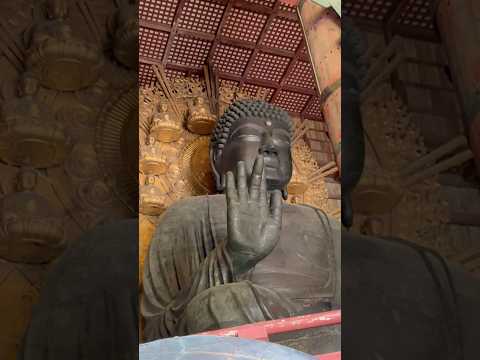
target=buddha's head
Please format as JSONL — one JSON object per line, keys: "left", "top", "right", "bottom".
{"left": 18, "top": 73, "right": 39, "bottom": 97}
{"left": 210, "top": 100, "right": 294, "bottom": 194}
{"left": 46, "top": 0, "right": 69, "bottom": 20}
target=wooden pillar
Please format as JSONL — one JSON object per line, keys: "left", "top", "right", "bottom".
{"left": 436, "top": 0, "right": 480, "bottom": 175}
{"left": 296, "top": 0, "right": 341, "bottom": 175}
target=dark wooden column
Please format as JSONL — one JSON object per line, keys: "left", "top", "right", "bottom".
{"left": 436, "top": 0, "right": 480, "bottom": 176}
{"left": 295, "top": 0, "right": 341, "bottom": 174}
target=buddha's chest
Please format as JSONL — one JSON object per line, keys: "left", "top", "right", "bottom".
{"left": 209, "top": 200, "right": 337, "bottom": 307}
{"left": 249, "top": 210, "right": 336, "bottom": 306}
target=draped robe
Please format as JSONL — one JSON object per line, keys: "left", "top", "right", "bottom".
{"left": 141, "top": 194, "right": 341, "bottom": 340}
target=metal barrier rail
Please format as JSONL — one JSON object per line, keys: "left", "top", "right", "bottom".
{"left": 200, "top": 310, "right": 341, "bottom": 359}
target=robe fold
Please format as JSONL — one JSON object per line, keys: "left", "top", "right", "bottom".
{"left": 141, "top": 194, "right": 341, "bottom": 340}
{"left": 19, "top": 220, "right": 139, "bottom": 360}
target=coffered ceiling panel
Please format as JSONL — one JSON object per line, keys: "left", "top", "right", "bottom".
{"left": 139, "top": 0, "right": 323, "bottom": 121}
{"left": 343, "top": 0, "right": 437, "bottom": 40}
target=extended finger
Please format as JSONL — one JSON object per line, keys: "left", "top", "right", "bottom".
{"left": 270, "top": 189, "right": 283, "bottom": 224}
{"left": 259, "top": 167, "right": 267, "bottom": 207}
{"left": 236, "top": 161, "right": 248, "bottom": 204}
{"left": 226, "top": 171, "right": 238, "bottom": 206}
{"left": 249, "top": 155, "right": 264, "bottom": 201}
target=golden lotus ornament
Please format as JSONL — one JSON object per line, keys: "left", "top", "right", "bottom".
{"left": 187, "top": 97, "right": 217, "bottom": 135}
{"left": 26, "top": 32, "right": 104, "bottom": 91}
{"left": 150, "top": 103, "right": 182, "bottom": 143}
{"left": 0, "top": 96, "right": 68, "bottom": 168}
{"left": 182, "top": 136, "right": 216, "bottom": 195}
{"left": 140, "top": 137, "right": 169, "bottom": 175}
{"left": 139, "top": 176, "right": 172, "bottom": 216}
{"left": 0, "top": 191, "right": 65, "bottom": 264}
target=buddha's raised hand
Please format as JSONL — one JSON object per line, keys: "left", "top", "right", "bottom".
{"left": 225, "top": 155, "right": 283, "bottom": 275}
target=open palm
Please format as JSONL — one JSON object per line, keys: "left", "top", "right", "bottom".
{"left": 226, "top": 155, "right": 283, "bottom": 274}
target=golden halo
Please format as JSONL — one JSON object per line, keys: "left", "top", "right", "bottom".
{"left": 181, "top": 136, "right": 216, "bottom": 195}
{"left": 96, "top": 85, "right": 138, "bottom": 213}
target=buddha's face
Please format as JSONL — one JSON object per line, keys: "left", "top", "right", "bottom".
{"left": 46, "top": 0, "right": 68, "bottom": 20}
{"left": 158, "top": 103, "right": 168, "bottom": 113}
{"left": 195, "top": 97, "right": 205, "bottom": 106}
{"left": 213, "top": 117, "right": 293, "bottom": 192}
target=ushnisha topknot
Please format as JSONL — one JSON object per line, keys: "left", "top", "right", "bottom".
{"left": 211, "top": 100, "right": 294, "bottom": 151}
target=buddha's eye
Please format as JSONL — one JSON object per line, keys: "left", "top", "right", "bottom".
{"left": 236, "top": 134, "right": 261, "bottom": 141}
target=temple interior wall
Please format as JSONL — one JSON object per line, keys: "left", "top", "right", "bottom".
{"left": 356, "top": 25, "right": 480, "bottom": 272}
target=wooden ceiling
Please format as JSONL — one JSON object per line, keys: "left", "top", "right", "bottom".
{"left": 343, "top": 0, "right": 439, "bottom": 41}
{"left": 139, "top": 0, "right": 323, "bottom": 121}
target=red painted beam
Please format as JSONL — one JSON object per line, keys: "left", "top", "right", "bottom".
{"left": 315, "top": 351, "right": 341, "bottom": 360}
{"left": 201, "top": 310, "right": 341, "bottom": 359}
{"left": 200, "top": 310, "right": 341, "bottom": 339}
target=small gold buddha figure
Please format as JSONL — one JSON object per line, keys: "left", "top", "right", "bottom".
{"left": 187, "top": 96, "right": 217, "bottom": 135}
{"left": 140, "top": 136, "right": 168, "bottom": 175}
{"left": 139, "top": 175, "right": 171, "bottom": 216}
{"left": 0, "top": 168, "right": 65, "bottom": 264}
{"left": 150, "top": 103, "right": 182, "bottom": 143}
{"left": 30, "top": 0, "right": 72, "bottom": 46}
{"left": 0, "top": 168, "right": 64, "bottom": 359}
{"left": 0, "top": 73, "right": 67, "bottom": 168}
{"left": 110, "top": 0, "right": 139, "bottom": 69}
{"left": 25, "top": 0, "right": 104, "bottom": 91}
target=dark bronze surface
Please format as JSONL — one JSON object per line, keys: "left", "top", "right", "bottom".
{"left": 141, "top": 100, "right": 341, "bottom": 342}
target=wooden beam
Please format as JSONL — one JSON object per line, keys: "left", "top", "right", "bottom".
{"left": 281, "top": 37, "right": 305, "bottom": 86}
{"left": 300, "top": 93, "right": 318, "bottom": 118}
{"left": 448, "top": 211, "right": 480, "bottom": 227}
{"left": 391, "top": 24, "right": 440, "bottom": 43}
{"left": 207, "top": 1, "right": 234, "bottom": 65}
{"left": 232, "top": 0, "right": 297, "bottom": 21}
{"left": 161, "top": 0, "right": 189, "bottom": 66}
{"left": 139, "top": 58, "right": 318, "bottom": 101}
{"left": 239, "top": 1, "right": 280, "bottom": 89}
{"left": 140, "top": 19, "right": 173, "bottom": 33}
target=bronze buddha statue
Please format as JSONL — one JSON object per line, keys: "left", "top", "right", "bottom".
{"left": 141, "top": 100, "right": 341, "bottom": 339}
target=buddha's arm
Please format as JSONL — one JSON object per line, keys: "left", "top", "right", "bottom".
{"left": 142, "top": 196, "right": 246, "bottom": 339}
{"left": 143, "top": 241, "right": 241, "bottom": 339}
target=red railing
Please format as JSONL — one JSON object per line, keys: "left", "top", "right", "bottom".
{"left": 201, "top": 310, "right": 341, "bottom": 359}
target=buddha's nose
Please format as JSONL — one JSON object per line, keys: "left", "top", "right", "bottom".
{"left": 259, "top": 136, "right": 277, "bottom": 156}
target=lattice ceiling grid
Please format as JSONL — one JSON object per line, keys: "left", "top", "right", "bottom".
{"left": 139, "top": 0, "right": 323, "bottom": 121}
{"left": 343, "top": 0, "right": 436, "bottom": 36}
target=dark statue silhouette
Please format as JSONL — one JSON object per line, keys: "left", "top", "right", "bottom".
{"left": 19, "top": 41, "right": 480, "bottom": 359}
{"left": 141, "top": 101, "right": 341, "bottom": 346}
